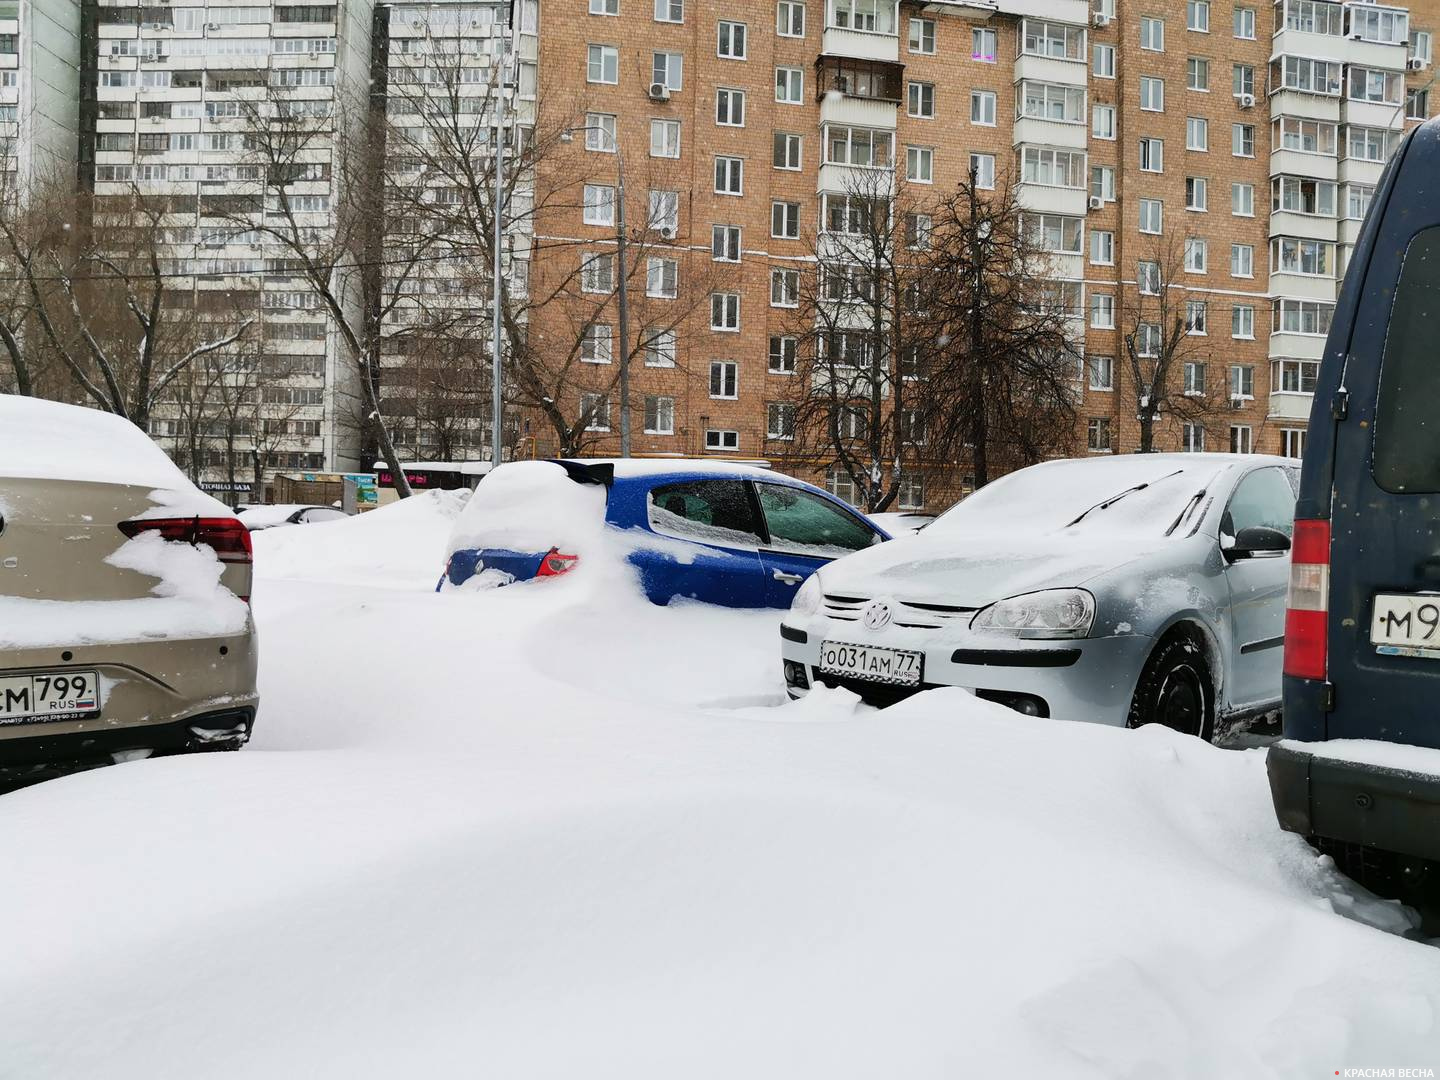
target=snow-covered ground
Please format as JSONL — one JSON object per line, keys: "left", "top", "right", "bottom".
{"left": 1, "top": 491, "right": 1438, "bottom": 1077}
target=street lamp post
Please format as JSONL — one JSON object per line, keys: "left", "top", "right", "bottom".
{"left": 491, "top": 49, "right": 514, "bottom": 472}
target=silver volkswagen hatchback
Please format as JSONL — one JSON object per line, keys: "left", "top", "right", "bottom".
{"left": 0, "top": 396, "right": 258, "bottom": 789}
{"left": 780, "top": 454, "right": 1298, "bottom": 741}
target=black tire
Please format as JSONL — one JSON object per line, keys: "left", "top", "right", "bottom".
{"left": 1126, "top": 631, "right": 1215, "bottom": 742}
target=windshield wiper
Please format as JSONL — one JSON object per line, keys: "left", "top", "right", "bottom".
{"left": 1065, "top": 469, "right": 1185, "bottom": 528}
{"left": 1165, "top": 488, "right": 1207, "bottom": 537}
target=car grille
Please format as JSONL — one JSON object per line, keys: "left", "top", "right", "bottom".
{"left": 821, "top": 593, "right": 978, "bottom": 630}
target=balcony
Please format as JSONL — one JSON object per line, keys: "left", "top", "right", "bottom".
{"left": 1270, "top": 146, "right": 1339, "bottom": 181}
{"left": 1268, "top": 391, "right": 1315, "bottom": 421}
{"left": 814, "top": 55, "right": 902, "bottom": 104}
{"left": 821, "top": 26, "right": 898, "bottom": 64}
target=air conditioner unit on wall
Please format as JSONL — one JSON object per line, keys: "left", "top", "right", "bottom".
{"left": 1088, "top": 195, "right": 1104, "bottom": 210}
{"left": 648, "top": 82, "right": 670, "bottom": 101}
{"left": 1237, "top": 92, "right": 1255, "bottom": 108}
{"left": 1408, "top": 57, "right": 1428, "bottom": 71}
{"left": 1093, "top": 12, "right": 1110, "bottom": 28}
{"left": 1230, "top": 396, "right": 1245, "bottom": 410}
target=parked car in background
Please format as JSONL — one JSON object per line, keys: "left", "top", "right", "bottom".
{"left": 237, "top": 504, "right": 349, "bottom": 531}
{"left": 441, "top": 459, "right": 889, "bottom": 607}
{"left": 0, "top": 396, "right": 258, "bottom": 791}
{"left": 868, "top": 512, "right": 936, "bottom": 537}
{"left": 781, "top": 454, "right": 1298, "bottom": 742}
{"left": 1268, "top": 117, "right": 1440, "bottom": 892}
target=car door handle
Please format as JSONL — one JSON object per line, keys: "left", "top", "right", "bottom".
{"left": 772, "top": 570, "right": 804, "bottom": 585}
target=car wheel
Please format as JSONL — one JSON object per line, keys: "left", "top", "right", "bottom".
{"left": 1126, "top": 632, "right": 1214, "bottom": 742}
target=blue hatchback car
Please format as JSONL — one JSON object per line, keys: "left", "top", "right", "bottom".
{"left": 442, "top": 459, "right": 890, "bottom": 608}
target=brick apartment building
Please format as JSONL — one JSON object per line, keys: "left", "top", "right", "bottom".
{"left": 529, "top": 0, "right": 1438, "bottom": 511}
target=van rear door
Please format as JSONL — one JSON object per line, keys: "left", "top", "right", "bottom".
{"left": 1306, "top": 121, "right": 1440, "bottom": 750}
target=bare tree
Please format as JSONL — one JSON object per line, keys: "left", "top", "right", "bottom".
{"left": 777, "top": 169, "right": 939, "bottom": 513}
{"left": 1122, "top": 231, "right": 1219, "bottom": 453}
{"left": 923, "top": 169, "right": 1084, "bottom": 487}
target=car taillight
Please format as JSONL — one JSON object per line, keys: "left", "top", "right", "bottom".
{"left": 1283, "top": 518, "right": 1331, "bottom": 680}
{"left": 537, "top": 549, "right": 579, "bottom": 577}
{"left": 118, "top": 517, "right": 254, "bottom": 565}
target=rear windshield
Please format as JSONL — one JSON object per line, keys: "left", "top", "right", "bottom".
{"left": 1375, "top": 226, "right": 1440, "bottom": 493}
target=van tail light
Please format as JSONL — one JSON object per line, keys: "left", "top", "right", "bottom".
{"left": 1283, "top": 518, "right": 1331, "bottom": 681}
{"left": 118, "top": 517, "right": 254, "bottom": 600}
{"left": 537, "top": 549, "right": 579, "bottom": 577}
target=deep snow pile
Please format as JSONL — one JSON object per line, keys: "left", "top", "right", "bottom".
{"left": 0, "top": 496, "right": 1436, "bottom": 1077}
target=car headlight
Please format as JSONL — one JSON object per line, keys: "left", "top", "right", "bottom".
{"left": 791, "top": 573, "right": 822, "bottom": 616}
{"left": 970, "top": 588, "right": 1095, "bottom": 639}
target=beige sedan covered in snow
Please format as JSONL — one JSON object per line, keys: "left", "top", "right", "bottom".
{"left": 0, "top": 396, "right": 257, "bottom": 790}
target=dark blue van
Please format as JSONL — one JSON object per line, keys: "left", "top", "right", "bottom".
{"left": 1268, "top": 117, "right": 1440, "bottom": 887}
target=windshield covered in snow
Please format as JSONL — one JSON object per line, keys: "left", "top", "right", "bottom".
{"left": 925, "top": 458, "right": 1226, "bottom": 541}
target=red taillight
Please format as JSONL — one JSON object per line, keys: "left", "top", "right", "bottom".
{"left": 536, "top": 549, "right": 579, "bottom": 577}
{"left": 118, "top": 517, "right": 254, "bottom": 565}
{"left": 1283, "top": 518, "right": 1331, "bottom": 680}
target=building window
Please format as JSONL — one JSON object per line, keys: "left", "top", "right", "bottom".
{"left": 650, "top": 119, "right": 681, "bottom": 158}
{"left": 590, "top": 0, "right": 618, "bottom": 15}
{"left": 1093, "top": 105, "right": 1116, "bottom": 139}
{"left": 655, "top": 0, "right": 683, "bottom": 20}
{"left": 705, "top": 429, "right": 740, "bottom": 451}
{"left": 644, "top": 395, "right": 675, "bottom": 435}
{"left": 1094, "top": 44, "right": 1116, "bottom": 79}
{"left": 583, "top": 184, "right": 616, "bottom": 226}
{"left": 1182, "top": 423, "right": 1206, "bottom": 452}
{"left": 717, "top": 20, "right": 747, "bottom": 58}
{"left": 766, "top": 403, "right": 795, "bottom": 440}
{"left": 1139, "top": 199, "right": 1163, "bottom": 234}
{"left": 1232, "top": 304, "right": 1255, "bottom": 339}
{"left": 1274, "top": 300, "right": 1335, "bottom": 337}
{"left": 773, "top": 132, "right": 802, "bottom": 170}
{"left": 1187, "top": 57, "right": 1209, "bottom": 91}
{"left": 1233, "top": 63, "right": 1255, "bottom": 98}
{"left": 645, "top": 328, "right": 677, "bottom": 367}
{"left": 1141, "top": 77, "right": 1165, "bottom": 112}
{"left": 776, "top": 67, "right": 804, "bottom": 104}
{"left": 770, "top": 268, "right": 800, "bottom": 307}
{"left": 1089, "top": 293, "right": 1115, "bottom": 329}
{"left": 581, "top": 324, "right": 613, "bottom": 363}
{"left": 1186, "top": 176, "right": 1208, "bottom": 211}
{"left": 1281, "top": 428, "right": 1306, "bottom": 458}
{"left": 647, "top": 257, "right": 679, "bottom": 298}
{"left": 582, "top": 393, "right": 611, "bottom": 431}
{"left": 970, "top": 153, "right": 996, "bottom": 189}
{"left": 1230, "top": 364, "right": 1254, "bottom": 400}
{"left": 1231, "top": 243, "right": 1254, "bottom": 277}
{"left": 907, "top": 81, "right": 936, "bottom": 119}
{"left": 580, "top": 253, "right": 615, "bottom": 293}
{"left": 1186, "top": 0, "right": 1209, "bottom": 32}
{"left": 970, "top": 90, "right": 997, "bottom": 126}
{"left": 1232, "top": 182, "right": 1254, "bottom": 216}
{"left": 1091, "top": 165, "right": 1115, "bottom": 202}
{"left": 1186, "top": 116, "right": 1208, "bottom": 150}
{"left": 906, "top": 146, "right": 934, "bottom": 183}
{"left": 769, "top": 335, "right": 798, "bottom": 373}
{"left": 1184, "top": 238, "right": 1207, "bottom": 273}
{"left": 716, "top": 87, "right": 746, "bottom": 126}
{"left": 1271, "top": 236, "right": 1334, "bottom": 277}
{"left": 711, "top": 293, "right": 740, "bottom": 330}
{"left": 653, "top": 51, "right": 684, "bottom": 90}
{"left": 1186, "top": 300, "right": 1208, "bottom": 334}
{"left": 714, "top": 156, "right": 744, "bottom": 195}
{"left": 1233, "top": 6, "right": 1255, "bottom": 38}
{"left": 709, "top": 359, "right": 739, "bottom": 398}
{"left": 909, "top": 17, "right": 935, "bottom": 54}
{"left": 587, "top": 44, "right": 619, "bottom": 83}
{"left": 1141, "top": 16, "right": 1164, "bottom": 51}
{"left": 1232, "top": 123, "right": 1255, "bottom": 158}
{"left": 649, "top": 190, "right": 680, "bottom": 233}
{"left": 972, "top": 27, "right": 996, "bottom": 61}
{"left": 1184, "top": 361, "right": 1207, "bottom": 395}
{"left": 771, "top": 201, "right": 800, "bottom": 239}
{"left": 777, "top": 0, "right": 805, "bottom": 36}
{"left": 1089, "top": 355, "right": 1114, "bottom": 391}
{"left": 1139, "top": 137, "right": 1164, "bottom": 172}
{"left": 1230, "top": 425, "right": 1253, "bottom": 454}
{"left": 1408, "top": 89, "right": 1431, "bottom": 122}
{"left": 1088, "top": 418, "right": 1113, "bottom": 452}
{"left": 1273, "top": 357, "right": 1320, "bottom": 393}
{"left": 1346, "top": 184, "right": 1376, "bottom": 221}
{"left": 585, "top": 113, "right": 617, "bottom": 152}
{"left": 1090, "top": 230, "right": 1114, "bottom": 265}
{"left": 1138, "top": 261, "right": 1160, "bottom": 295}
{"left": 1138, "top": 322, "right": 1161, "bottom": 356}
{"left": 711, "top": 225, "right": 741, "bottom": 262}
{"left": 826, "top": 469, "right": 858, "bottom": 506}
{"left": 905, "top": 212, "right": 933, "bottom": 249}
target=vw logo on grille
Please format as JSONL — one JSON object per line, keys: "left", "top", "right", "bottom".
{"left": 862, "top": 600, "right": 893, "bottom": 631}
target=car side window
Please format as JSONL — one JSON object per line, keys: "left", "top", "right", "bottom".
{"left": 1222, "top": 467, "right": 1296, "bottom": 539}
{"left": 754, "top": 483, "right": 880, "bottom": 556}
{"left": 647, "top": 480, "right": 765, "bottom": 549}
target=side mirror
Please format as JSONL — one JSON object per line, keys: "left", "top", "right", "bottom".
{"left": 1226, "top": 525, "right": 1292, "bottom": 560}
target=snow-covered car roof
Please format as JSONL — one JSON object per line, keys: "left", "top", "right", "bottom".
{"left": 0, "top": 395, "right": 204, "bottom": 490}
{"left": 559, "top": 457, "right": 778, "bottom": 481}
{"left": 236, "top": 504, "right": 342, "bottom": 530}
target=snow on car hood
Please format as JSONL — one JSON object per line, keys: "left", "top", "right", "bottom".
{"left": 815, "top": 530, "right": 1165, "bottom": 607}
